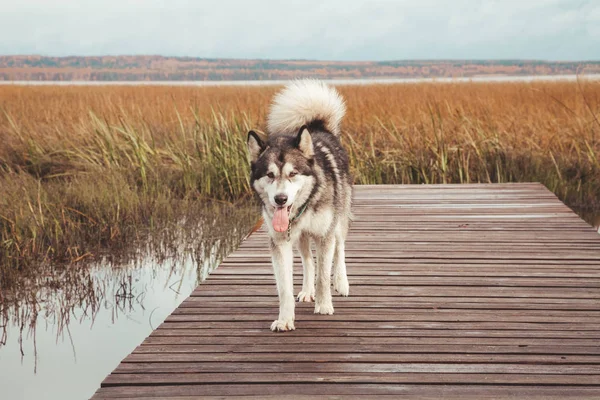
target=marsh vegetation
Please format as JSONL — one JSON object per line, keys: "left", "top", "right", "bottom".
{"left": 1, "top": 80, "right": 599, "bottom": 308}
{"left": 1, "top": 81, "right": 599, "bottom": 275}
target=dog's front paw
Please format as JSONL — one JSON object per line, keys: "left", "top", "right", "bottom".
{"left": 270, "top": 319, "right": 295, "bottom": 332}
{"left": 314, "top": 301, "right": 334, "bottom": 315}
{"left": 297, "top": 289, "right": 315, "bottom": 302}
{"left": 334, "top": 276, "right": 350, "bottom": 297}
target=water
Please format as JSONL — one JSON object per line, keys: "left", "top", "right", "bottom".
{"left": 0, "top": 207, "right": 258, "bottom": 400}
{"left": 1, "top": 74, "right": 600, "bottom": 87}
{"left": 1, "top": 259, "right": 197, "bottom": 399}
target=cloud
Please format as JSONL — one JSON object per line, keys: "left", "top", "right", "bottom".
{"left": 0, "top": 0, "right": 598, "bottom": 60}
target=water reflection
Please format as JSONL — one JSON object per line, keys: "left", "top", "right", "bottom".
{"left": 0, "top": 203, "right": 258, "bottom": 400}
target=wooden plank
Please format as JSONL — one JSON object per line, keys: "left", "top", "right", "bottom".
{"left": 177, "top": 301, "right": 600, "bottom": 311}
{"left": 102, "top": 372, "right": 600, "bottom": 385}
{"left": 90, "top": 393, "right": 600, "bottom": 400}
{"left": 220, "top": 259, "right": 600, "bottom": 265}
{"left": 181, "top": 296, "right": 600, "bottom": 304}
{"left": 93, "top": 384, "right": 600, "bottom": 398}
{"left": 211, "top": 269, "right": 600, "bottom": 277}
{"left": 173, "top": 307, "right": 600, "bottom": 316}
{"left": 130, "top": 343, "right": 600, "bottom": 355}
{"left": 149, "top": 328, "right": 600, "bottom": 338}
{"left": 200, "top": 277, "right": 600, "bottom": 287}
{"left": 143, "top": 335, "right": 600, "bottom": 346}
{"left": 188, "top": 287, "right": 600, "bottom": 298}
{"left": 166, "top": 311, "right": 600, "bottom": 323}
{"left": 157, "top": 321, "right": 600, "bottom": 331}
{"left": 115, "top": 353, "right": 600, "bottom": 364}
{"left": 91, "top": 184, "right": 600, "bottom": 399}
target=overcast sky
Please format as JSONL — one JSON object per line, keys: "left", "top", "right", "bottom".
{"left": 0, "top": 0, "right": 598, "bottom": 60}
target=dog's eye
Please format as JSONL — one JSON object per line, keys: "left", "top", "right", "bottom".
{"left": 266, "top": 172, "right": 275, "bottom": 179}
{"left": 289, "top": 171, "right": 297, "bottom": 178}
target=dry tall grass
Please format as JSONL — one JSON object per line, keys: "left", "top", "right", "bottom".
{"left": 1, "top": 81, "right": 599, "bottom": 278}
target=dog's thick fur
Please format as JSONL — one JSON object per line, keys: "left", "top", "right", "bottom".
{"left": 247, "top": 80, "right": 353, "bottom": 332}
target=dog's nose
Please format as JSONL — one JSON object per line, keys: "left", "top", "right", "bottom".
{"left": 274, "top": 194, "right": 288, "bottom": 206}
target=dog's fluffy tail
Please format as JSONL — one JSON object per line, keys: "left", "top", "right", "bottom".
{"left": 267, "top": 79, "right": 346, "bottom": 137}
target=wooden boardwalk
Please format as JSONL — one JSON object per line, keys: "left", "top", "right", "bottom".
{"left": 92, "top": 183, "right": 600, "bottom": 399}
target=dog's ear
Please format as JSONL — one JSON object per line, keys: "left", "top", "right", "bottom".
{"left": 247, "top": 130, "right": 266, "bottom": 163}
{"left": 294, "top": 125, "right": 314, "bottom": 158}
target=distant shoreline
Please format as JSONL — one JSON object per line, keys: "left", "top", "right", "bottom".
{"left": 2, "top": 74, "right": 600, "bottom": 86}
{"left": 3, "top": 56, "right": 599, "bottom": 82}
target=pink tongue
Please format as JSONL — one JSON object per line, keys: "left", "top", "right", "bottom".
{"left": 273, "top": 207, "right": 289, "bottom": 232}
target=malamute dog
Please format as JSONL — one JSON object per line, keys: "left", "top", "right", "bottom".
{"left": 247, "top": 80, "right": 353, "bottom": 332}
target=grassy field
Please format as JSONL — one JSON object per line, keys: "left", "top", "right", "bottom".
{"left": 1, "top": 81, "right": 599, "bottom": 286}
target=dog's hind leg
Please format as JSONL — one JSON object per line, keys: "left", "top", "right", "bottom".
{"left": 297, "top": 233, "right": 315, "bottom": 302}
{"left": 314, "top": 236, "right": 335, "bottom": 315}
{"left": 332, "top": 226, "right": 350, "bottom": 297}
{"left": 270, "top": 240, "right": 296, "bottom": 332}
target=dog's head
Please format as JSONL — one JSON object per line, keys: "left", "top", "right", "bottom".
{"left": 247, "top": 126, "right": 316, "bottom": 233}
